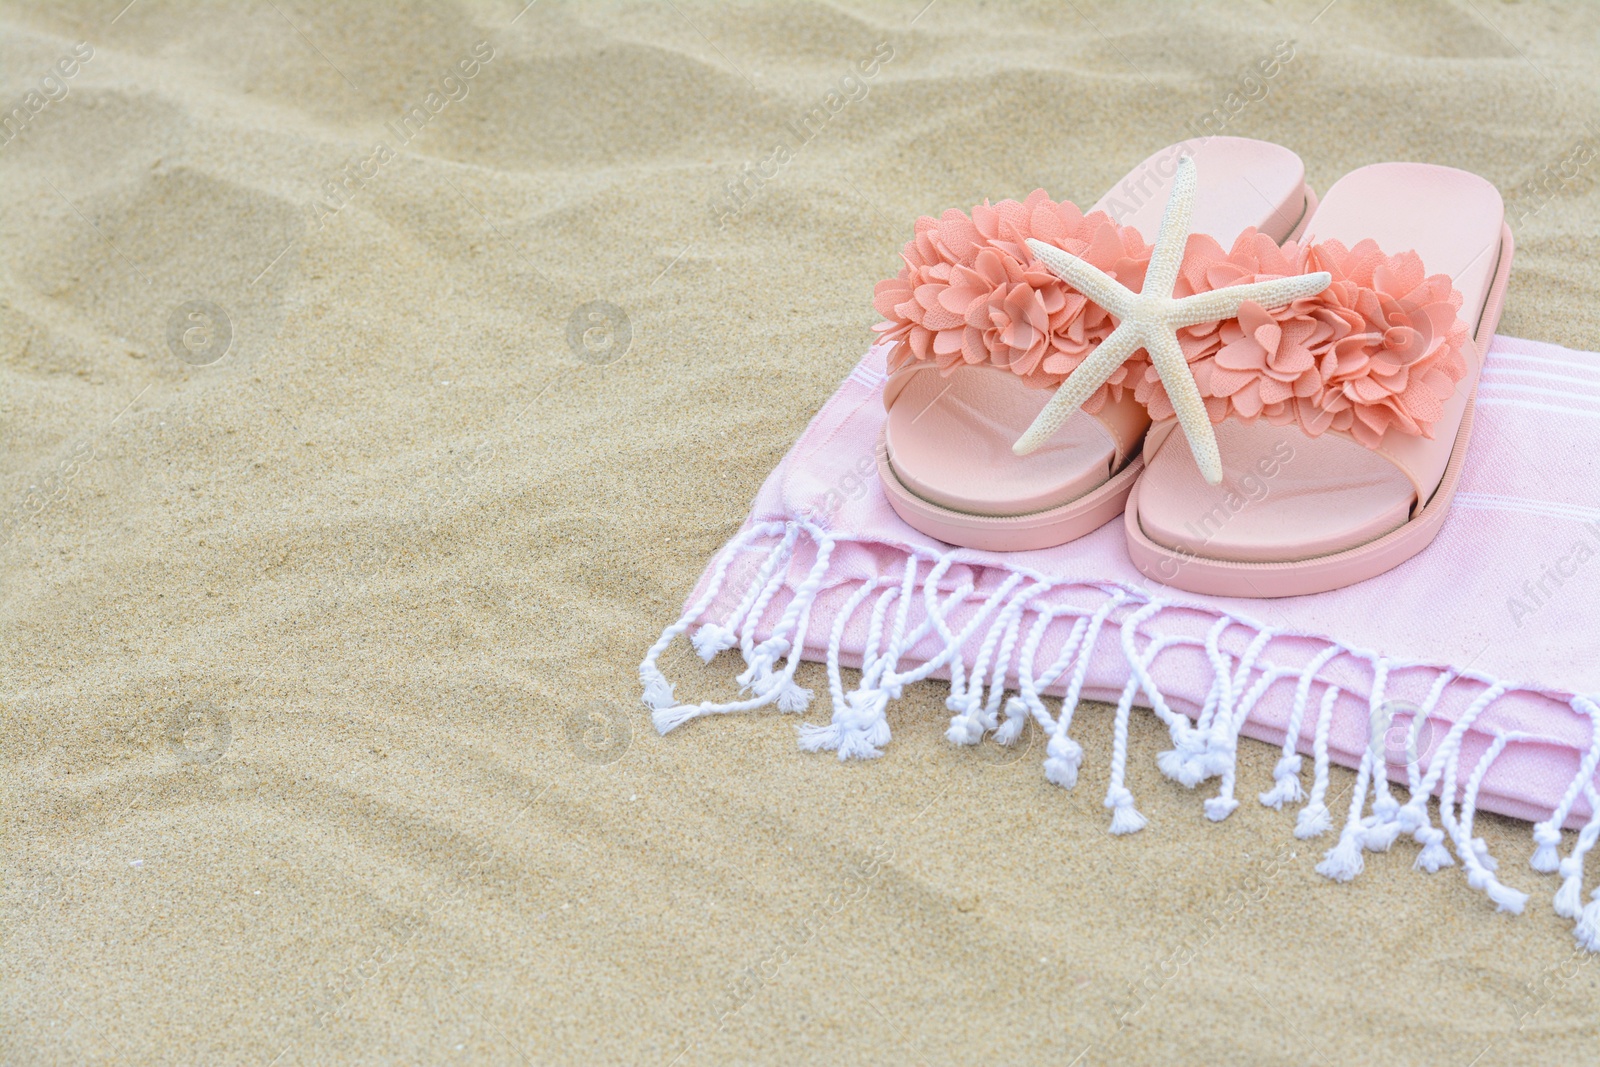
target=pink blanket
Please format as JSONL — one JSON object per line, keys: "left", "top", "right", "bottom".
{"left": 641, "top": 335, "right": 1600, "bottom": 947}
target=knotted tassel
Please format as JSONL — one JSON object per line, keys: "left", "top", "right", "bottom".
{"left": 1531, "top": 825, "right": 1564, "bottom": 874}
{"left": 1156, "top": 733, "right": 1212, "bottom": 788}
{"left": 994, "top": 696, "right": 1029, "bottom": 747}
{"left": 774, "top": 681, "right": 812, "bottom": 714}
{"left": 798, "top": 688, "right": 892, "bottom": 761}
{"left": 1043, "top": 731, "right": 1084, "bottom": 790}
{"left": 746, "top": 654, "right": 811, "bottom": 713}
{"left": 737, "top": 636, "right": 791, "bottom": 694}
{"left": 640, "top": 663, "right": 677, "bottom": 712}
{"left": 654, "top": 703, "right": 707, "bottom": 734}
{"left": 1106, "top": 787, "right": 1148, "bottom": 836}
{"left": 1466, "top": 864, "right": 1529, "bottom": 914}
{"left": 1203, "top": 796, "right": 1240, "bottom": 821}
{"left": 1316, "top": 825, "right": 1366, "bottom": 883}
{"left": 1555, "top": 856, "right": 1586, "bottom": 919}
{"left": 945, "top": 699, "right": 988, "bottom": 746}
{"left": 1258, "top": 754, "right": 1305, "bottom": 810}
{"left": 1413, "top": 826, "right": 1455, "bottom": 873}
{"left": 1295, "top": 801, "right": 1333, "bottom": 839}
{"left": 1362, "top": 795, "right": 1404, "bottom": 853}
{"left": 691, "top": 623, "right": 739, "bottom": 663}
{"left": 1576, "top": 890, "right": 1600, "bottom": 952}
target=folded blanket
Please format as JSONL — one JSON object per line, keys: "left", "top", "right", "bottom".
{"left": 641, "top": 334, "right": 1600, "bottom": 948}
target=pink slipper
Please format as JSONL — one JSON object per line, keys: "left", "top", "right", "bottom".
{"left": 873, "top": 137, "right": 1318, "bottom": 552}
{"left": 1121, "top": 162, "right": 1513, "bottom": 596}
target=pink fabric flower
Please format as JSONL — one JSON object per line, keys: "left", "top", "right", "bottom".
{"left": 1295, "top": 239, "right": 1468, "bottom": 447}
{"left": 1130, "top": 230, "right": 1468, "bottom": 446}
{"left": 872, "top": 192, "right": 1152, "bottom": 411}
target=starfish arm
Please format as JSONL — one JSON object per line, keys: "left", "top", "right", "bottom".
{"left": 1013, "top": 322, "right": 1143, "bottom": 455}
{"left": 1146, "top": 328, "right": 1224, "bottom": 485}
{"left": 1025, "top": 239, "right": 1134, "bottom": 316}
{"left": 1141, "top": 155, "right": 1197, "bottom": 298}
{"left": 1169, "top": 271, "right": 1333, "bottom": 329}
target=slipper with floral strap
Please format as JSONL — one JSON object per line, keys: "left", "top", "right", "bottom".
{"left": 873, "top": 137, "right": 1320, "bottom": 552}
{"left": 1094, "top": 162, "right": 1512, "bottom": 597}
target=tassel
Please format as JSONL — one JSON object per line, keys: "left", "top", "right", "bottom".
{"left": 1157, "top": 736, "right": 1210, "bottom": 789}
{"left": 652, "top": 702, "right": 704, "bottom": 734}
{"left": 1576, "top": 890, "right": 1600, "bottom": 952}
{"left": 1413, "top": 827, "right": 1455, "bottom": 873}
{"left": 994, "top": 697, "right": 1029, "bottom": 746}
{"left": 798, "top": 689, "right": 891, "bottom": 761}
{"left": 1531, "top": 825, "right": 1564, "bottom": 873}
{"left": 1043, "top": 732, "right": 1083, "bottom": 790}
{"left": 1258, "top": 754, "right": 1305, "bottom": 810}
{"left": 1106, "top": 787, "right": 1148, "bottom": 836}
{"left": 641, "top": 663, "right": 676, "bottom": 711}
{"left": 775, "top": 682, "right": 812, "bottom": 714}
{"left": 1201, "top": 740, "right": 1237, "bottom": 781}
{"left": 1362, "top": 796, "right": 1404, "bottom": 852}
{"left": 736, "top": 636, "right": 791, "bottom": 692}
{"left": 1555, "top": 857, "right": 1584, "bottom": 919}
{"left": 691, "top": 623, "right": 738, "bottom": 663}
{"left": 1466, "top": 866, "right": 1529, "bottom": 914}
{"left": 945, "top": 702, "right": 987, "bottom": 746}
{"left": 1203, "top": 796, "right": 1240, "bottom": 822}
{"left": 1473, "top": 837, "right": 1498, "bottom": 872}
{"left": 1295, "top": 802, "right": 1332, "bottom": 840}
{"left": 1316, "top": 827, "right": 1366, "bottom": 883}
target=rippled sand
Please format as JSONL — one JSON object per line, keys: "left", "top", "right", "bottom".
{"left": 4, "top": 1, "right": 1599, "bottom": 1063}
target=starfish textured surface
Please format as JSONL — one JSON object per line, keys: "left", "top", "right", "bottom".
{"left": 1014, "top": 155, "right": 1332, "bottom": 485}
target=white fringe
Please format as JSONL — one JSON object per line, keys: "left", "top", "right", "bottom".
{"left": 1534, "top": 697, "right": 1600, "bottom": 873}
{"left": 641, "top": 523, "right": 1600, "bottom": 949}
{"left": 1295, "top": 685, "right": 1341, "bottom": 839}
{"left": 1260, "top": 645, "right": 1342, "bottom": 810}
{"left": 1452, "top": 729, "right": 1531, "bottom": 913}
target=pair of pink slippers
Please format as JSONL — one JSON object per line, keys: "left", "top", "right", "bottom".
{"left": 873, "top": 136, "right": 1513, "bottom": 597}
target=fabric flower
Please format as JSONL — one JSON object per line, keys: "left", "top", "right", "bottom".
{"left": 1129, "top": 229, "right": 1468, "bottom": 446}
{"left": 872, "top": 192, "right": 1153, "bottom": 410}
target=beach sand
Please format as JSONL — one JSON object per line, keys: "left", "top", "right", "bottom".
{"left": 4, "top": 1, "right": 1600, "bottom": 1063}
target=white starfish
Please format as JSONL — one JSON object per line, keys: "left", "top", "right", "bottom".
{"left": 1014, "top": 155, "right": 1332, "bottom": 485}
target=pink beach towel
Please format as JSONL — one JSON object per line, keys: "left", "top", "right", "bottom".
{"left": 640, "top": 334, "right": 1600, "bottom": 947}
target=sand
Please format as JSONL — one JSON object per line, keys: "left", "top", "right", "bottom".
{"left": 4, "top": 1, "right": 1600, "bottom": 1063}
